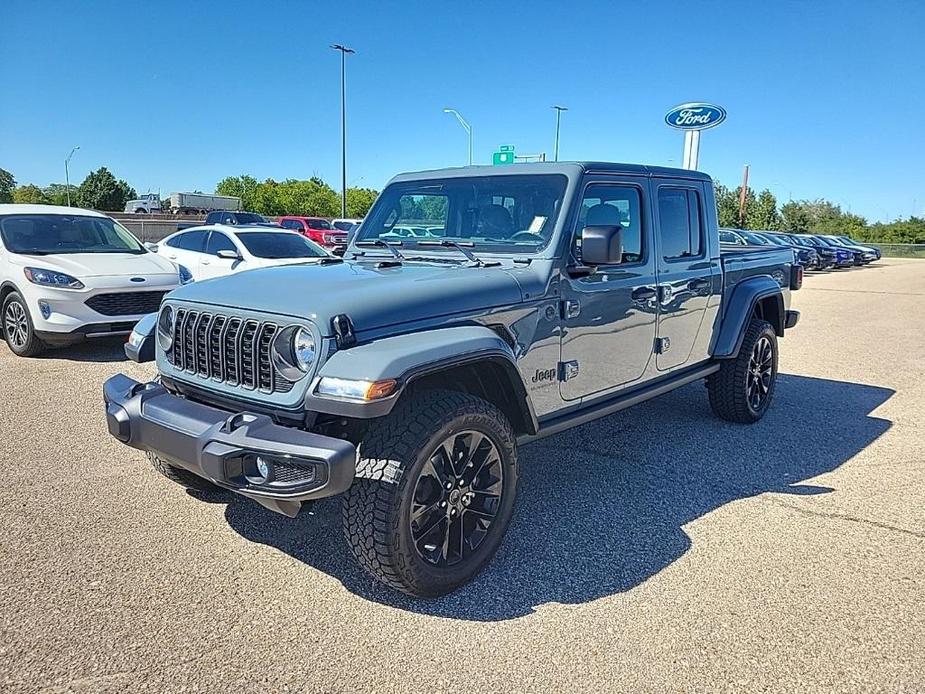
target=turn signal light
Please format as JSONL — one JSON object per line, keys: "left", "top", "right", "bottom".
{"left": 317, "top": 377, "right": 398, "bottom": 401}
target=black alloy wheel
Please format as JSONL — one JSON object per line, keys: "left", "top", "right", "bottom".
{"left": 409, "top": 430, "right": 504, "bottom": 567}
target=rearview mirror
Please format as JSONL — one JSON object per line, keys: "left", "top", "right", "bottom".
{"left": 580, "top": 225, "right": 623, "bottom": 265}
{"left": 216, "top": 249, "right": 241, "bottom": 260}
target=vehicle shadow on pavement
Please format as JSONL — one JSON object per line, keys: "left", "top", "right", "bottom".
{"left": 222, "top": 374, "right": 893, "bottom": 621}
{"left": 37, "top": 339, "right": 127, "bottom": 363}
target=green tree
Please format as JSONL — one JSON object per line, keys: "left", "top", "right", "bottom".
{"left": 0, "top": 168, "right": 15, "bottom": 203}
{"left": 12, "top": 184, "right": 50, "bottom": 204}
{"left": 216, "top": 174, "right": 259, "bottom": 210}
{"left": 43, "top": 183, "right": 72, "bottom": 206}
{"left": 714, "top": 182, "right": 741, "bottom": 228}
{"left": 275, "top": 178, "right": 339, "bottom": 217}
{"left": 750, "top": 190, "right": 781, "bottom": 230}
{"left": 75, "top": 167, "right": 135, "bottom": 211}
{"left": 345, "top": 187, "right": 378, "bottom": 218}
{"left": 781, "top": 201, "right": 811, "bottom": 232}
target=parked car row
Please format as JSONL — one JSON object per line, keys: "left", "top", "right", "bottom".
{"left": 0, "top": 204, "right": 350, "bottom": 355}
{"left": 720, "top": 228, "right": 880, "bottom": 271}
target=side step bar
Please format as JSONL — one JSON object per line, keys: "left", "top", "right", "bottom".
{"left": 519, "top": 362, "right": 720, "bottom": 446}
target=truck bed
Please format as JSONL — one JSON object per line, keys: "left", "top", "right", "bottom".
{"left": 720, "top": 244, "right": 795, "bottom": 306}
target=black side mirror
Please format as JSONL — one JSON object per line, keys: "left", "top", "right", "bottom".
{"left": 580, "top": 225, "right": 623, "bottom": 265}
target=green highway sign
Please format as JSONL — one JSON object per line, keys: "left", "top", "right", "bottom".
{"left": 493, "top": 146, "right": 515, "bottom": 165}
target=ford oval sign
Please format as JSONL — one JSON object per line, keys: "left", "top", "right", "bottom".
{"left": 665, "top": 102, "right": 726, "bottom": 131}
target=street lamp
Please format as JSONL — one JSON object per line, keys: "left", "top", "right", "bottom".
{"left": 443, "top": 108, "right": 472, "bottom": 166}
{"left": 551, "top": 105, "right": 568, "bottom": 162}
{"left": 65, "top": 146, "right": 80, "bottom": 207}
{"left": 331, "top": 43, "right": 355, "bottom": 218}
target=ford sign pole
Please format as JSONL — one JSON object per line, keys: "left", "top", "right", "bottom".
{"left": 665, "top": 103, "right": 726, "bottom": 170}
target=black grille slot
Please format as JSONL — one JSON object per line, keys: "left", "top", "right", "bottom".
{"left": 86, "top": 291, "right": 167, "bottom": 316}
{"left": 166, "top": 308, "right": 295, "bottom": 394}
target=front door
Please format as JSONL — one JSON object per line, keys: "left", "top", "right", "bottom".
{"left": 559, "top": 178, "right": 658, "bottom": 401}
{"left": 653, "top": 181, "right": 719, "bottom": 371}
{"left": 200, "top": 231, "right": 242, "bottom": 280}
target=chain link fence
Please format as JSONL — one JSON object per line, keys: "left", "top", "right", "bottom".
{"left": 870, "top": 244, "right": 925, "bottom": 258}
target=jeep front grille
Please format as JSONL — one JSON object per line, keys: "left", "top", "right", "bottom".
{"left": 167, "top": 308, "right": 294, "bottom": 393}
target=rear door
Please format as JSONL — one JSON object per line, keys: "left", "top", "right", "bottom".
{"left": 559, "top": 176, "right": 658, "bottom": 401}
{"left": 161, "top": 230, "right": 208, "bottom": 278}
{"left": 653, "top": 181, "right": 720, "bottom": 370}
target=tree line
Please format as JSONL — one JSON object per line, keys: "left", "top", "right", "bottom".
{"left": 1, "top": 164, "right": 921, "bottom": 242}
{"left": 0, "top": 167, "right": 380, "bottom": 219}
{"left": 215, "top": 175, "right": 378, "bottom": 219}
{"left": 713, "top": 182, "right": 924, "bottom": 244}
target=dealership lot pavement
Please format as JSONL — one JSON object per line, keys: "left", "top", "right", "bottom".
{"left": 2, "top": 260, "right": 923, "bottom": 693}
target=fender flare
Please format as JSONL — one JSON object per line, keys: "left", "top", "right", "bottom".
{"left": 712, "top": 276, "right": 785, "bottom": 359}
{"left": 306, "top": 325, "right": 538, "bottom": 432}
{"left": 0, "top": 280, "right": 22, "bottom": 303}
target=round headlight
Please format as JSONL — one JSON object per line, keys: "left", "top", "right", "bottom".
{"left": 293, "top": 327, "right": 316, "bottom": 372}
{"left": 157, "top": 305, "right": 175, "bottom": 351}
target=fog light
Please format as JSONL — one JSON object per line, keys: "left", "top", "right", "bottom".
{"left": 38, "top": 301, "right": 51, "bottom": 319}
{"left": 256, "top": 456, "right": 271, "bottom": 481}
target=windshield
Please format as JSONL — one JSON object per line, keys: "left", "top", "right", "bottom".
{"left": 236, "top": 232, "right": 328, "bottom": 259}
{"left": 357, "top": 174, "right": 569, "bottom": 254}
{"left": 762, "top": 234, "right": 789, "bottom": 246}
{"left": 234, "top": 213, "right": 268, "bottom": 224}
{"left": 0, "top": 213, "right": 145, "bottom": 254}
{"left": 332, "top": 221, "right": 353, "bottom": 231}
{"left": 741, "top": 231, "right": 770, "bottom": 245}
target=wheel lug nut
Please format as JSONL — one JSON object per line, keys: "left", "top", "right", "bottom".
{"left": 440, "top": 501, "right": 447, "bottom": 507}
{"left": 458, "top": 479, "right": 465, "bottom": 486}
{"left": 446, "top": 482, "right": 453, "bottom": 490}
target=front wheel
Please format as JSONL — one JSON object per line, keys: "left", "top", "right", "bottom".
{"left": 2, "top": 292, "right": 46, "bottom": 357}
{"left": 707, "top": 318, "right": 778, "bottom": 423}
{"left": 343, "top": 390, "right": 518, "bottom": 597}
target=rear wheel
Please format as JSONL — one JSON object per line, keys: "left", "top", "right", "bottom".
{"left": 2, "top": 292, "right": 46, "bottom": 357}
{"left": 343, "top": 390, "right": 518, "bottom": 596}
{"left": 708, "top": 318, "right": 778, "bottom": 423}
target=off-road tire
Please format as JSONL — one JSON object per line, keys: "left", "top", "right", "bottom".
{"left": 2, "top": 291, "right": 46, "bottom": 357}
{"left": 147, "top": 451, "right": 222, "bottom": 492}
{"left": 707, "top": 318, "right": 778, "bottom": 423}
{"left": 343, "top": 389, "right": 518, "bottom": 597}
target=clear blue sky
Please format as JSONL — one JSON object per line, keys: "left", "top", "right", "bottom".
{"left": 3, "top": 0, "right": 923, "bottom": 221}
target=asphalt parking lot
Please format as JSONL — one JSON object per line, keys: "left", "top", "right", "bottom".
{"left": 2, "top": 260, "right": 923, "bottom": 693}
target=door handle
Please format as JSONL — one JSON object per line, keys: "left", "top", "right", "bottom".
{"left": 167, "top": 254, "right": 177, "bottom": 260}
{"left": 631, "top": 286, "right": 657, "bottom": 301}
{"left": 688, "top": 278, "right": 711, "bottom": 291}
{"left": 202, "top": 259, "right": 210, "bottom": 265}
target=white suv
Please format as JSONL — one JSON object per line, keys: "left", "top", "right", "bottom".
{"left": 0, "top": 204, "right": 188, "bottom": 356}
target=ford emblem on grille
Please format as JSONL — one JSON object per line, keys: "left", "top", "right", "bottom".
{"left": 130, "top": 277, "right": 146, "bottom": 283}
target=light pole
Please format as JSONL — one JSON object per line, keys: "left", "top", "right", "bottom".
{"left": 552, "top": 105, "right": 568, "bottom": 162}
{"left": 65, "top": 146, "right": 80, "bottom": 206}
{"left": 443, "top": 108, "right": 472, "bottom": 166}
{"left": 331, "top": 44, "right": 355, "bottom": 218}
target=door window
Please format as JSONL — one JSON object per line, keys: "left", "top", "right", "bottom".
{"left": 658, "top": 188, "right": 703, "bottom": 260}
{"left": 166, "top": 230, "right": 207, "bottom": 252}
{"left": 576, "top": 184, "right": 643, "bottom": 264}
{"left": 206, "top": 231, "right": 237, "bottom": 255}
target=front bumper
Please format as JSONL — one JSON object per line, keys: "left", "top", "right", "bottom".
{"left": 103, "top": 373, "right": 356, "bottom": 516}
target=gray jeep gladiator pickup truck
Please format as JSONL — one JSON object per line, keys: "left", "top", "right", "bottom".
{"left": 104, "top": 162, "right": 801, "bottom": 596}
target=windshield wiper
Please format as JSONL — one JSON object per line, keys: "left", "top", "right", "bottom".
{"left": 354, "top": 239, "right": 405, "bottom": 261}
{"left": 417, "top": 239, "right": 497, "bottom": 267}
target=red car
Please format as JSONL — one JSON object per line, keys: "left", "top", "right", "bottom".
{"left": 278, "top": 216, "right": 348, "bottom": 254}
